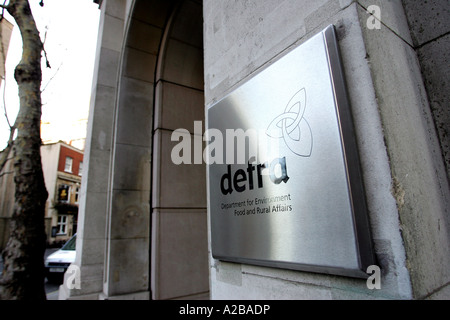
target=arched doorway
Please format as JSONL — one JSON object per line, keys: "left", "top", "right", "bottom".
{"left": 117, "top": 0, "right": 207, "bottom": 300}
{"left": 150, "top": 0, "right": 208, "bottom": 300}
{"left": 63, "top": 0, "right": 207, "bottom": 300}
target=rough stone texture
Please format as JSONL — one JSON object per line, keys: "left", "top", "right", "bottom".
{"left": 359, "top": 1, "right": 450, "bottom": 299}
{"left": 402, "top": 0, "right": 450, "bottom": 179}
{"left": 152, "top": 130, "right": 206, "bottom": 209}
{"left": 152, "top": 209, "right": 209, "bottom": 300}
{"left": 416, "top": 34, "right": 450, "bottom": 177}
{"left": 402, "top": 0, "right": 450, "bottom": 46}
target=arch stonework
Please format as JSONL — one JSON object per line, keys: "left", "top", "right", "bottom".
{"left": 60, "top": 0, "right": 207, "bottom": 300}
{"left": 59, "top": 0, "right": 450, "bottom": 301}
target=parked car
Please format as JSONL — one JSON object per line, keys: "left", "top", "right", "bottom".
{"left": 45, "top": 234, "right": 76, "bottom": 283}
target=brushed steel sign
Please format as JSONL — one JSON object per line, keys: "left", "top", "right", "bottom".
{"left": 207, "top": 25, "right": 375, "bottom": 278}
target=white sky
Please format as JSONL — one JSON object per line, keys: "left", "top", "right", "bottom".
{"left": 0, "top": 0, "right": 100, "bottom": 150}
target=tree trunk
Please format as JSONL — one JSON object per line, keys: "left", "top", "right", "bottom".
{"left": 0, "top": 0, "right": 48, "bottom": 300}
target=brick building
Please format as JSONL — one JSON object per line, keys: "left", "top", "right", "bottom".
{"left": 42, "top": 141, "right": 84, "bottom": 244}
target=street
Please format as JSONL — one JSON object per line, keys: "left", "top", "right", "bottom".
{"left": 0, "top": 248, "right": 61, "bottom": 300}
{"left": 44, "top": 248, "right": 61, "bottom": 300}
{"left": 45, "top": 277, "right": 61, "bottom": 300}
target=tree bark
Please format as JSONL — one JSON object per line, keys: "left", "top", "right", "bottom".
{"left": 0, "top": 0, "right": 48, "bottom": 300}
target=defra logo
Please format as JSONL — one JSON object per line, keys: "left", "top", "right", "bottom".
{"left": 220, "top": 157, "right": 289, "bottom": 195}
{"left": 266, "top": 88, "right": 313, "bottom": 158}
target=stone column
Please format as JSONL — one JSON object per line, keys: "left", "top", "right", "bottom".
{"left": 60, "top": 0, "right": 130, "bottom": 300}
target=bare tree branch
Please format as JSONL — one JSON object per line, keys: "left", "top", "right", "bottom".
{"left": 41, "top": 60, "right": 61, "bottom": 93}
{"left": 1, "top": 76, "right": 12, "bottom": 128}
{"left": 0, "top": 1, "right": 8, "bottom": 18}
{"left": 41, "top": 26, "right": 50, "bottom": 69}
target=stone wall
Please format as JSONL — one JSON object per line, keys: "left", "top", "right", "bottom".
{"left": 204, "top": 0, "right": 449, "bottom": 300}
{"left": 61, "top": 0, "right": 208, "bottom": 300}
{"left": 358, "top": 0, "right": 450, "bottom": 299}
{"left": 403, "top": 0, "right": 450, "bottom": 178}
{"left": 62, "top": 0, "right": 450, "bottom": 300}
{"left": 60, "top": 0, "right": 132, "bottom": 300}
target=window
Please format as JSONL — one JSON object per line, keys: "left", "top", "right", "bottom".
{"left": 79, "top": 161, "right": 83, "bottom": 176}
{"left": 58, "top": 184, "right": 70, "bottom": 203}
{"left": 75, "top": 187, "right": 80, "bottom": 204}
{"left": 57, "top": 215, "right": 68, "bottom": 235}
{"left": 64, "top": 157, "right": 73, "bottom": 173}
{"left": 61, "top": 234, "right": 76, "bottom": 250}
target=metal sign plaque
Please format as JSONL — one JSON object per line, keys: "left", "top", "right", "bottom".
{"left": 207, "top": 25, "right": 375, "bottom": 278}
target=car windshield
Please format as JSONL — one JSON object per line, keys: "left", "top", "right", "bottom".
{"left": 61, "top": 235, "right": 76, "bottom": 251}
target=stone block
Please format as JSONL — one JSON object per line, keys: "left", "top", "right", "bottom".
{"left": 152, "top": 129, "right": 206, "bottom": 209}
{"left": 152, "top": 208, "right": 208, "bottom": 299}
{"left": 116, "top": 77, "right": 154, "bottom": 147}
{"left": 426, "top": 283, "right": 450, "bottom": 300}
{"left": 106, "top": 237, "right": 150, "bottom": 296}
{"left": 97, "top": 47, "right": 121, "bottom": 88}
{"left": 78, "top": 237, "right": 106, "bottom": 266}
{"left": 109, "top": 189, "right": 150, "bottom": 240}
{"left": 104, "top": 0, "right": 126, "bottom": 20}
{"left": 132, "top": 0, "right": 174, "bottom": 28}
{"left": 127, "top": 19, "right": 163, "bottom": 55}
{"left": 101, "top": 14, "right": 125, "bottom": 52}
{"left": 123, "top": 47, "right": 157, "bottom": 83}
{"left": 101, "top": 290, "right": 150, "bottom": 300}
{"left": 154, "top": 81, "right": 204, "bottom": 132}
{"left": 161, "top": 39, "right": 204, "bottom": 90}
{"left": 78, "top": 191, "right": 108, "bottom": 239}
{"left": 83, "top": 150, "right": 111, "bottom": 193}
{"left": 88, "top": 85, "right": 115, "bottom": 149}
{"left": 417, "top": 33, "right": 450, "bottom": 177}
{"left": 205, "top": 0, "right": 363, "bottom": 103}
{"left": 358, "top": 0, "right": 413, "bottom": 45}
{"left": 170, "top": 0, "right": 203, "bottom": 49}
{"left": 112, "top": 143, "right": 151, "bottom": 192}
{"left": 402, "top": 0, "right": 450, "bottom": 46}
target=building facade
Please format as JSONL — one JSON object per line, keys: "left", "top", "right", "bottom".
{"left": 0, "top": 141, "right": 83, "bottom": 250}
{"left": 0, "top": 147, "right": 15, "bottom": 251}
{"left": 41, "top": 142, "right": 83, "bottom": 244}
{"left": 60, "top": 0, "right": 450, "bottom": 300}
{"left": 0, "top": 17, "right": 13, "bottom": 86}
{"left": 0, "top": 17, "right": 14, "bottom": 252}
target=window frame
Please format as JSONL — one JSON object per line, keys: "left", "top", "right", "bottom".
{"left": 64, "top": 156, "right": 73, "bottom": 173}
{"left": 57, "top": 215, "right": 68, "bottom": 235}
